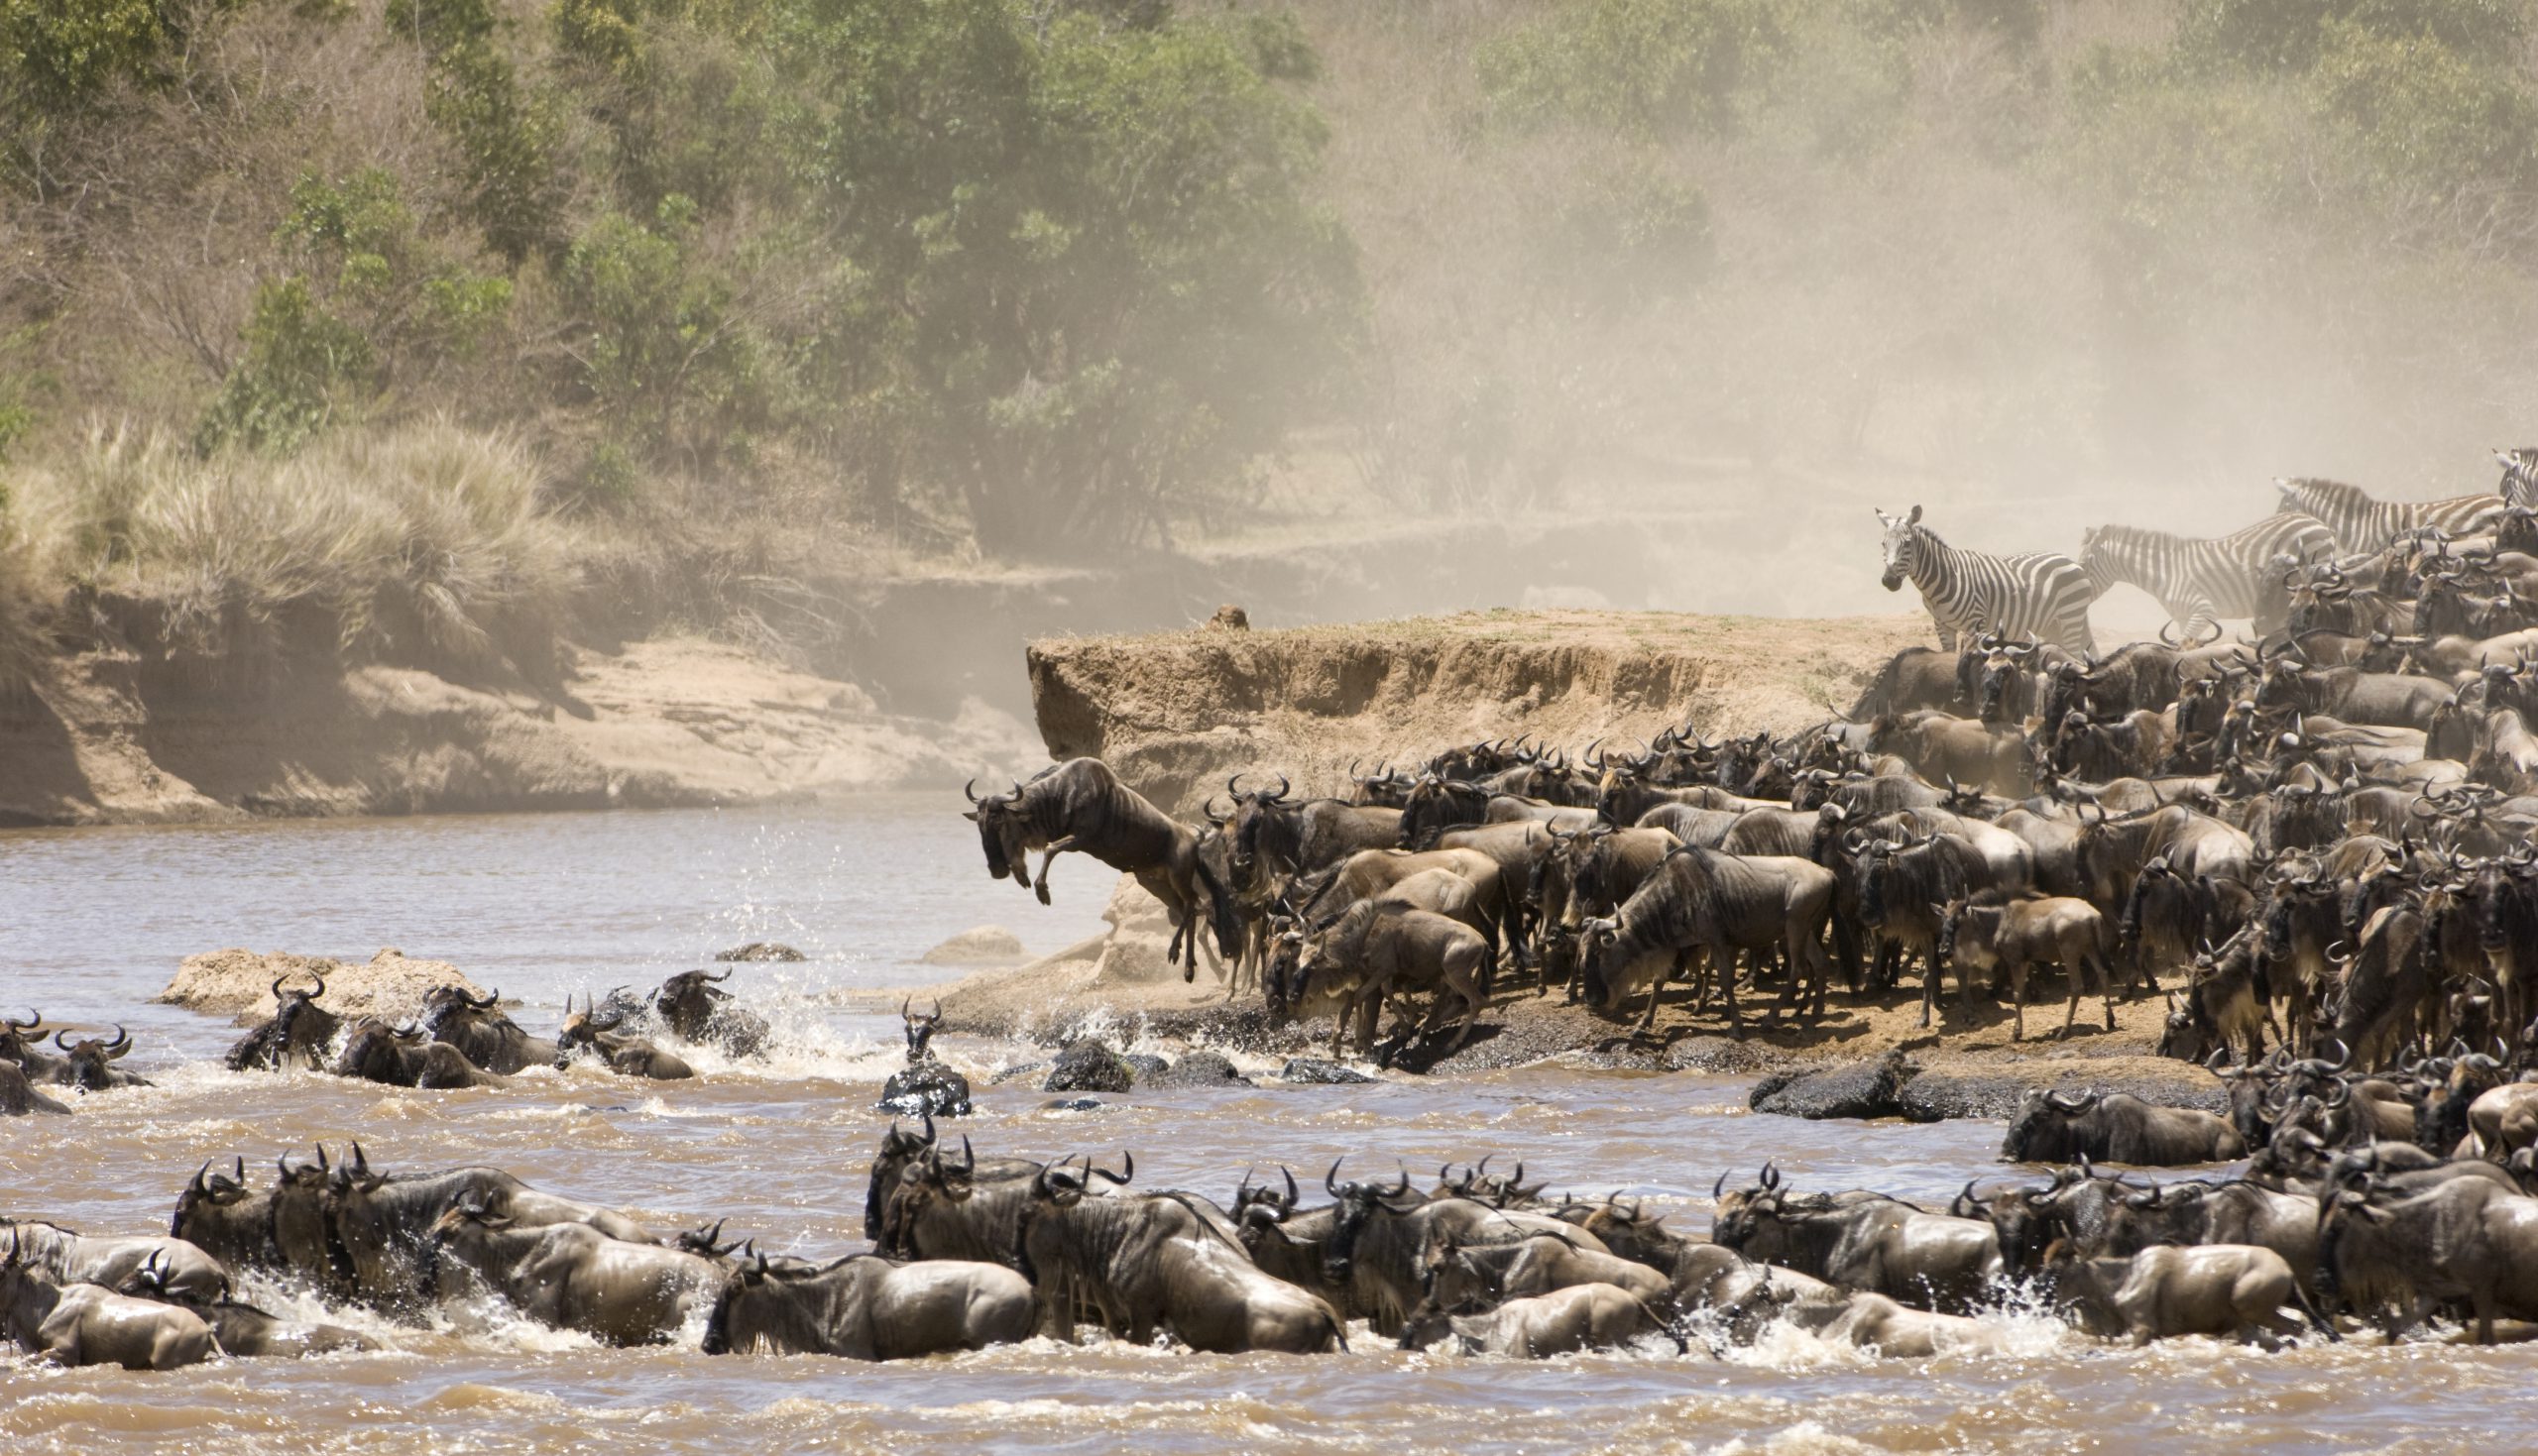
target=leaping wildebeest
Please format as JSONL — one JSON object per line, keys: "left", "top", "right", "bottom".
{"left": 967, "top": 758, "right": 1242, "bottom": 978}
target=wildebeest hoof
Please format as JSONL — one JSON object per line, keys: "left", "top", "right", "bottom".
{"left": 1034, "top": 884, "right": 1052, "bottom": 906}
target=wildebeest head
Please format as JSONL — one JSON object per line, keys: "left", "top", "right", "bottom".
{"left": 1876, "top": 504, "right": 1925, "bottom": 592}
{"left": 2001, "top": 1088, "right": 2099, "bottom": 1162}
{"left": 900, "top": 997, "right": 943, "bottom": 1064}
{"left": 0, "top": 1008, "right": 45, "bottom": 1065}
{"left": 1230, "top": 1165, "right": 1302, "bottom": 1237}
{"left": 1320, "top": 1158, "right": 1419, "bottom": 1286}
{"left": 418, "top": 983, "right": 504, "bottom": 1039}
{"left": 169, "top": 1157, "right": 252, "bottom": 1246}
{"left": 652, "top": 970, "right": 736, "bottom": 1040}
{"left": 1226, "top": 773, "right": 1295, "bottom": 879}
{"left": 54, "top": 1025, "right": 146, "bottom": 1091}
{"left": 1707, "top": 1163, "right": 1789, "bottom": 1253}
{"left": 962, "top": 778, "right": 1031, "bottom": 885}
{"left": 330, "top": 1019, "right": 424, "bottom": 1085}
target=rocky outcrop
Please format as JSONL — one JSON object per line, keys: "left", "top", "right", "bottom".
{"left": 1028, "top": 610, "right": 1926, "bottom": 815}
{"left": 1044, "top": 1042, "right": 1136, "bottom": 1094}
{"left": 157, "top": 947, "right": 488, "bottom": 1025}
{"left": 918, "top": 927, "right": 1029, "bottom": 967}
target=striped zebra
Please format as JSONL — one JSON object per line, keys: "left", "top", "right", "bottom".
{"left": 2273, "top": 477, "right": 2508, "bottom": 553}
{"left": 2498, "top": 449, "right": 2538, "bottom": 507}
{"left": 1876, "top": 504, "right": 2097, "bottom": 654}
{"left": 2078, "top": 513, "right": 2337, "bottom": 639}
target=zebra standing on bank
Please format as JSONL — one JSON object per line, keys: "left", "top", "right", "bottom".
{"left": 2078, "top": 513, "right": 2336, "bottom": 640}
{"left": 1875, "top": 504, "right": 2098, "bottom": 654}
{"left": 2273, "top": 477, "right": 2510, "bottom": 553}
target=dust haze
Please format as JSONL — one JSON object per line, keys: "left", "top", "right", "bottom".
{"left": 1251, "top": 0, "right": 2538, "bottom": 636}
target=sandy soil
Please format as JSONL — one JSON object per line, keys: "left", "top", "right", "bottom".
{"left": 0, "top": 636, "right": 1040, "bottom": 826}
{"left": 156, "top": 947, "right": 488, "bottom": 1025}
{"left": 1029, "top": 609, "right": 1930, "bottom": 814}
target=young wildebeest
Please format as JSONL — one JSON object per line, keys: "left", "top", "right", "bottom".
{"left": 1417, "top": 1233, "right": 1673, "bottom": 1315}
{"left": 966, "top": 758, "right": 1241, "bottom": 977}
{"left": 0, "top": 1233, "right": 215, "bottom": 1371}
{"left": 0, "top": 1062, "right": 68, "bottom": 1116}
{"left": 1936, "top": 894, "right": 2118, "bottom": 1041}
{"left": 2046, "top": 1242, "right": 2320, "bottom": 1346}
{"left": 1295, "top": 900, "right": 1490, "bottom": 1060}
{"left": 1579, "top": 846, "right": 1837, "bottom": 1038}
{"left": 119, "top": 1251, "right": 377, "bottom": 1357}
{"left": 702, "top": 1251, "right": 1035, "bottom": 1359}
{"left": 1397, "top": 1282, "right": 1683, "bottom": 1358}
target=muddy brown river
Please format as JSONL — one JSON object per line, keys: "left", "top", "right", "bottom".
{"left": 3, "top": 797, "right": 2529, "bottom": 1453}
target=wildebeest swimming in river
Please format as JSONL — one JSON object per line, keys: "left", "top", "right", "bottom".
{"left": 967, "top": 758, "right": 1242, "bottom": 978}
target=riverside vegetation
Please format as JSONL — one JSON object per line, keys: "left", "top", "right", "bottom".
{"left": 5, "top": 0, "right": 2538, "bottom": 695}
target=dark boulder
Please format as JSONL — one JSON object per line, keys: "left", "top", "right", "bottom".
{"left": 878, "top": 1060, "right": 973, "bottom": 1118}
{"left": 716, "top": 943, "right": 805, "bottom": 962}
{"left": 1043, "top": 1042, "right": 1134, "bottom": 1094}
{"left": 1146, "top": 1050, "right": 1252, "bottom": 1088}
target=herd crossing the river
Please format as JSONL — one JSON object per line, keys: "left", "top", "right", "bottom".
{"left": 15, "top": 454, "right": 2538, "bottom": 1372}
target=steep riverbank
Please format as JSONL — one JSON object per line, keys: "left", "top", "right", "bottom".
{"left": 1029, "top": 609, "right": 1928, "bottom": 816}
{"left": 0, "top": 635, "right": 1040, "bottom": 826}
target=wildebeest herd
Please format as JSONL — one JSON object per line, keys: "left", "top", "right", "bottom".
{"left": 14, "top": 1105, "right": 2538, "bottom": 1373}
{"left": 18, "top": 457, "right": 2538, "bottom": 1374}
{"left": 968, "top": 458, "right": 2538, "bottom": 1092}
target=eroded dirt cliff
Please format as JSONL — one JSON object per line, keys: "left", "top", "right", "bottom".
{"left": 1027, "top": 609, "right": 1930, "bottom": 813}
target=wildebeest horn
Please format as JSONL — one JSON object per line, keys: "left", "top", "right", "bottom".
{"left": 2159, "top": 619, "right": 2181, "bottom": 646}
{"left": 2, "top": 1008, "right": 36, "bottom": 1032}
{"left": 104, "top": 1025, "right": 130, "bottom": 1057}
{"left": 1227, "top": 772, "right": 1246, "bottom": 798}
{"left": 2044, "top": 1089, "right": 2098, "bottom": 1113}
{"left": 957, "top": 1135, "right": 975, "bottom": 1176}
{"left": 1712, "top": 1172, "right": 1727, "bottom": 1199}
{"left": 1327, "top": 1157, "right": 1347, "bottom": 1197}
{"left": 1282, "top": 1166, "right": 1298, "bottom": 1205}
{"left": 189, "top": 1160, "right": 213, "bottom": 1195}
{"left": 964, "top": 777, "right": 982, "bottom": 804}
{"left": 1760, "top": 1161, "right": 1780, "bottom": 1189}
{"left": 1271, "top": 773, "right": 1291, "bottom": 802}
{"left": 918, "top": 1109, "right": 937, "bottom": 1148}
{"left": 465, "top": 986, "right": 500, "bottom": 1010}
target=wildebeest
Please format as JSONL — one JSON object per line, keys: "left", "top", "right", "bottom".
{"left": 1293, "top": 900, "right": 1490, "bottom": 1060}
{"left": 649, "top": 970, "right": 772, "bottom": 1058}
{"left": 1320, "top": 1162, "right": 1608, "bottom": 1337}
{"left": 50, "top": 1026, "right": 151, "bottom": 1091}
{"left": 1397, "top": 1281, "right": 1681, "bottom": 1357}
{"left": 1762, "top": 1286, "right": 2015, "bottom": 1357}
{"left": 1425, "top": 1229, "right": 1670, "bottom": 1315}
{"left": 1936, "top": 894, "right": 2118, "bottom": 1041}
{"left": 1709, "top": 1168, "right": 2002, "bottom": 1313}
{"left": 118, "top": 1250, "right": 377, "bottom": 1356}
{"left": 0, "top": 1008, "right": 69, "bottom": 1082}
{"left": 418, "top": 985, "right": 560, "bottom": 1074}
{"left": 1999, "top": 1090, "right": 2246, "bottom": 1166}
{"left": 554, "top": 993, "right": 696, "bottom": 1080}
{"left": 0, "top": 1062, "right": 68, "bottom": 1116}
{"left": 225, "top": 976, "right": 346, "bottom": 1072}
{"left": 324, "top": 1143, "right": 656, "bottom": 1308}
{"left": 0, "top": 1217, "right": 229, "bottom": 1302}
{"left": 2045, "top": 1242, "right": 2320, "bottom": 1345}
{"left": 2317, "top": 1175, "right": 2538, "bottom": 1343}
{"left": 702, "top": 1250, "right": 1036, "bottom": 1358}
{"left": 1578, "top": 846, "right": 1837, "bottom": 1037}
{"left": 1016, "top": 1160, "right": 1345, "bottom": 1353}
{"left": 429, "top": 1203, "right": 722, "bottom": 1345}
{"left": 967, "top": 758, "right": 1242, "bottom": 977}
{"left": 878, "top": 997, "right": 972, "bottom": 1117}
{"left": 0, "top": 1233, "right": 215, "bottom": 1370}
{"left": 331, "top": 1017, "right": 500, "bottom": 1089}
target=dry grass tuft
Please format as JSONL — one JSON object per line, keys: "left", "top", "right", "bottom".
{"left": 14, "top": 418, "right": 576, "bottom": 675}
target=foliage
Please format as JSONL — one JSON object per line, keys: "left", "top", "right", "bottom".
{"left": 1473, "top": 0, "right": 1790, "bottom": 138}
{"left": 0, "top": 0, "right": 170, "bottom": 112}
{"left": 193, "top": 280, "right": 379, "bottom": 456}
{"left": 2179, "top": 0, "right": 2530, "bottom": 72}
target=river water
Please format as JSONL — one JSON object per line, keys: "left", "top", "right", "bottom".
{"left": 2, "top": 798, "right": 2529, "bottom": 1453}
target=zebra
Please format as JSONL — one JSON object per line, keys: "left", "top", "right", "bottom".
{"left": 2497, "top": 449, "right": 2538, "bottom": 507}
{"left": 1875, "top": 504, "right": 2097, "bottom": 654}
{"left": 2078, "top": 513, "right": 2336, "bottom": 640}
{"left": 2273, "top": 477, "right": 2508, "bottom": 554}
